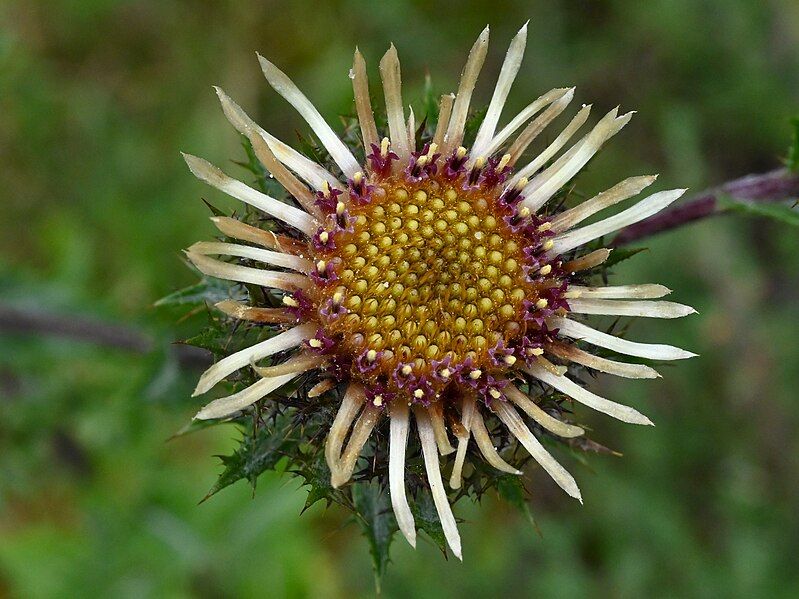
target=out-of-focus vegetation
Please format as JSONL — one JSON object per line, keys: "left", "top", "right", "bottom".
{"left": 1, "top": 1, "right": 798, "bottom": 596}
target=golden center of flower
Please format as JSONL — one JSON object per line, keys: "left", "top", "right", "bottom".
{"left": 314, "top": 176, "right": 545, "bottom": 400}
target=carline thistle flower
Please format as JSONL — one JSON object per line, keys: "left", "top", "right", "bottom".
{"left": 182, "top": 23, "right": 696, "bottom": 560}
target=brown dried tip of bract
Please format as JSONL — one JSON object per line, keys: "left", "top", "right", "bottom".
{"left": 211, "top": 217, "right": 308, "bottom": 255}
{"left": 562, "top": 248, "right": 611, "bottom": 273}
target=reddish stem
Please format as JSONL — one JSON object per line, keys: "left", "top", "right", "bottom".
{"left": 612, "top": 168, "right": 799, "bottom": 246}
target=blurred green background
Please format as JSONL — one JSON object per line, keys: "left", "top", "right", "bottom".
{"left": 2, "top": 0, "right": 798, "bottom": 597}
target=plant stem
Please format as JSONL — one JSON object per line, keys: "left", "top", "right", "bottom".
{"left": 612, "top": 168, "right": 799, "bottom": 245}
{"left": 0, "top": 304, "right": 210, "bottom": 368}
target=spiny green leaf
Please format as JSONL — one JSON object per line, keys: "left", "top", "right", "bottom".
{"left": 422, "top": 73, "right": 438, "bottom": 126}
{"left": 787, "top": 116, "right": 799, "bottom": 173}
{"left": 202, "top": 198, "right": 227, "bottom": 217}
{"left": 463, "top": 106, "right": 487, "bottom": 146}
{"left": 411, "top": 489, "right": 447, "bottom": 555}
{"left": 496, "top": 475, "right": 540, "bottom": 535}
{"left": 296, "top": 456, "right": 335, "bottom": 513}
{"left": 604, "top": 246, "right": 649, "bottom": 269}
{"left": 179, "top": 325, "right": 233, "bottom": 356}
{"left": 352, "top": 482, "right": 398, "bottom": 590}
{"left": 719, "top": 195, "right": 799, "bottom": 227}
{"left": 154, "top": 277, "right": 235, "bottom": 307}
{"left": 203, "top": 421, "right": 293, "bottom": 501}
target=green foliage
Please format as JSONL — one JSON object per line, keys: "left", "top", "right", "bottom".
{"left": 179, "top": 320, "right": 236, "bottom": 356}
{"left": 154, "top": 277, "right": 237, "bottom": 307}
{"left": 421, "top": 74, "right": 439, "bottom": 130}
{"left": 203, "top": 416, "right": 294, "bottom": 500}
{"left": 410, "top": 491, "right": 448, "bottom": 554}
{"left": 603, "top": 246, "right": 649, "bottom": 269}
{"left": 495, "top": 475, "right": 540, "bottom": 534}
{"left": 720, "top": 195, "right": 799, "bottom": 227}
{"left": 352, "top": 483, "right": 397, "bottom": 589}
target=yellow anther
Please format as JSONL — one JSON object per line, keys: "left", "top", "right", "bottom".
{"left": 416, "top": 155, "right": 429, "bottom": 167}
{"left": 332, "top": 291, "right": 344, "bottom": 304}
{"left": 456, "top": 146, "right": 468, "bottom": 158}
{"left": 518, "top": 206, "right": 531, "bottom": 218}
{"left": 316, "top": 260, "right": 327, "bottom": 273}
{"left": 380, "top": 137, "right": 390, "bottom": 157}
{"left": 473, "top": 156, "right": 486, "bottom": 169}
{"left": 469, "top": 369, "right": 482, "bottom": 380}
{"left": 319, "top": 231, "right": 329, "bottom": 243}
{"left": 542, "top": 239, "right": 554, "bottom": 251}
{"left": 538, "top": 222, "right": 552, "bottom": 232}
{"left": 426, "top": 143, "right": 438, "bottom": 157}
{"left": 535, "top": 298, "right": 548, "bottom": 309}
{"left": 308, "top": 338, "right": 323, "bottom": 348}
{"left": 515, "top": 176, "right": 529, "bottom": 190}
{"left": 336, "top": 201, "right": 346, "bottom": 215}
{"left": 527, "top": 347, "right": 544, "bottom": 356}
{"left": 503, "top": 355, "right": 517, "bottom": 366}
{"left": 440, "top": 368, "right": 451, "bottom": 379}
{"left": 282, "top": 295, "right": 298, "bottom": 307}
{"left": 488, "top": 388, "right": 502, "bottom": 399}
{"left": 322, "top": 181, "right": 331, "bottom": 196}
{"left": 413, "top": 389, "right": 424, "bottom": 399}
{"left": 401, "top": 364, "right": 413, "bottom": 376}
{"left": 453, "top": 222, "right": 468, "bottom": 236}
{"left": 353, "top": 171, "right": 364, "bottom": 184}
{"left": 497, "top": 153, "right": 511, "bottom": 171}
{"left": 499, "top": 304, "right": 515, "bottom": 318}
{"left": 366, "top": 349, "right": 377, "bottom": 362}
{"left": 373, "top": 395, "right": 384, "bottom": 407}
{"left": 539, "top": 264, "right": 553, "bottom": 275}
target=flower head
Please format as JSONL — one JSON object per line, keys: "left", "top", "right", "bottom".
{"left": 183, "top": 23, "right": 696, "bottom": 560}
